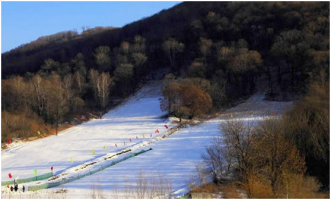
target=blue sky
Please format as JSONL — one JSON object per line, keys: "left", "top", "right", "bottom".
{"left": 1, "top": 1, "right": 180, "bottom": 53}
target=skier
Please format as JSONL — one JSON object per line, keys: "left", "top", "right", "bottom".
{"left": 13, "top": 178, "right": 18, "bottom": 192}
{"left": 22, "top": 185, "right": 25, "bottom": 192}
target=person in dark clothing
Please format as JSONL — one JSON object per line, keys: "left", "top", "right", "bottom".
{"left": 22, "top": 185, "right": 25, "bottom": 192}
{"left": 10, "top": 186, "right": 13, "bottom": 192}
{"left": 14, "top": 179, "right": 18, "bottom": 192}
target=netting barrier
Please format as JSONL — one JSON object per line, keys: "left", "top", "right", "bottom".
{"left": 28, "top": 148, "right": 152, "bottom": 191}
{"left": 1, "top": 172, "right": 53, "bottom": 186}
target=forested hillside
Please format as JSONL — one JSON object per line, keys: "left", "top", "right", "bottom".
{"left": 2, "top": 1, "right": 329, "bottom": 191}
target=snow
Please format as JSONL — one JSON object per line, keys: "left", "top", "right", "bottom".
{"left": 1, "top": 81, "right": 293, "bottom": 198}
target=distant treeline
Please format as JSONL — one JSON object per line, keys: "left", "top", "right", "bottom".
{"left": 2, "top": 2, "right": 328, "bottom": 99}
{"left": 4, "top": 26, "right": 116, "bottom": 54}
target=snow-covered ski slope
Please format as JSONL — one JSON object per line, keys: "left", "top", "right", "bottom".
{"left": 1, "top": 81, "right": 293, "bottom": 198}
{"left": 1, "top": 81, "right": 171, "bottom": 180}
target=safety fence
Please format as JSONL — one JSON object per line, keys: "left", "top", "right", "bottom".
{"left": 28, "top": 148, "right": 152, "bottom": 191}
{"left": 1, "top": 172, "right": 53, "bottom": 186}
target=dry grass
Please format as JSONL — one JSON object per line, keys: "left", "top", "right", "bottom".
{"left": 1, "top": 117, "right": 73, "bottom": 150}
{"left": 191, "top": 182, "right": 244, "bottom": 199}
{"left": 1, "top": 107, "right": 97, "bottom": 150}
{"left": 243, "top": 176, "right": 273, "bottom": 198}
{"left": 317, "top": 192, "right": 330, "bottom": 199}
{"left": 191, "top": 179, "right": 329, "bottom": 199}
{"left": 219, "top": 183, "right": 242, "bottom": 199}
{"left": 279, "top": 174, "right": 326, "bottom": 199}
{"left": 191, "top": 183, "right": 219, "bottom": 193}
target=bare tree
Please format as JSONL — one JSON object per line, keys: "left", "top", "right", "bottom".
{"left": 89, "top": 69, "right": 113, "bottom": 109}
{"left": 228, "top": 48, "right": 262, "bottom": 74}
{"left": 132, "top": 35, "right": 146, "bottom": 53}
{"left": 90, "top": 183, "right": 105, "bottom": 199}
{"left": 94, "top": 46, "right": 111, "bottom": 71}
{"left": 72, "top": 53, "right": 87, "bottom": 77}
{"left": 162, "top": 38, "right": 185, "bottom": 71}
{"left": 120, "top": 41, "right": 130, "bottom": 54}
{"left": 132, "top": 53, "right": 148, "bottom": 77}
{"left": 135, "top": 171, "right": 148, "bottom": 199}
{"left": 220, "top": 120, "right": 255, "bottom": 182}
{"left": 113, "top": 170, "right": 172, "bottom": 199}
{"left": 202, "top": 137, "right": 225, "bottom": 183}
{"left": 253, "top": 119, "right": 306, "bottom": 197}
{"left": 180, "top": 84, "right": 212, "bottom": 117}
{"left": 90, "top": 177, "right": 106, "bottom": 199}
{"left": 156, "top": 171, "right": 172, "bottom": 199}
{"left": 111, "top": 182, "right": 119, "bottom": 199}
{"left": 195, "top": 163, "right": 209, "bottom": 186}
{"left": 45, "top": 74, "right": 69, "bottom": 125}
{"left": 199, "top": 37, "right": 213, "bottom": 57}
{"left": 162, "top": 81, "right": 212, "bottom": 119}
{"left": 30, "top": 74, "right": 47, "bottom": 117}
{"left": 147, "top": 175, "right": 157, "bottom": 199}
{"left": 188, "top": 61, "right": 206, "bottom": 78}
{"left": 5, "top": 76, "right": 31, "bottom": 112}
{"left": 97, "top": 72, "right": 113, "bottom": 110}
{"left": 39, "top": 58, "right": 60, "bottom": 75}
{"left": 63, "top": 74, "right": 74, "bottom": 104}
{"left": 213, "top": 119, "right": 308, "bottom": 198}
{"left": 74, "top": 70, "right": 86, "bottom": 95}
{"left": 113, "top": 64, "right": 134, "bottom": 95}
